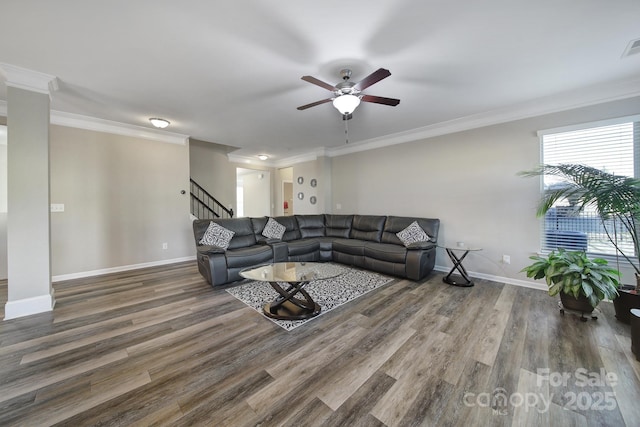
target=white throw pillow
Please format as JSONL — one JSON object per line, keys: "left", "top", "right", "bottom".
{"left": 199, "top": 221, "right": 235, "bottom": 249}
{"left": 396, "top": 221, "right": 430, "bottom": 247}
{"left": 262, "top": 217, "right": 286, "bottom": 239}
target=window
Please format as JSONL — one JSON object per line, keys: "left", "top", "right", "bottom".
{"left": 539, "top": 116, "right": 640, "bottom": 257}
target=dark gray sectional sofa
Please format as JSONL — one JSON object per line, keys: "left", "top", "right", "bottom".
{"left": 192, "top": 214, "right": 440, "bottom": 286}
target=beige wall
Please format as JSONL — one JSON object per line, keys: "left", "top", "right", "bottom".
{"left": 270, "top": 158, "right": 331, "bottom": 216}
{"left": 331, "top": 96, "right": 640, "bottom": 285}
{"left": 49, "top": 126, "right": 192, "bottom": 276}
{"left": 292, "top": 160, "right": 321, "bottom": 215}
{"left": 2, "top": 95, "right": 637, "bottom": 285}
{"left": 189, "top": 139, "right": 237, "bottom": 212}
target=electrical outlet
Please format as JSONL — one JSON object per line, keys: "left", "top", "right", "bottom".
{"left": 50, "top": 203, "right": 65, "bottom": 212}
{"left": 162, "top": 243, "right": 168, "bottom": 250}
{"left": 502, "top": 255, "right": 511, "bottom": 264}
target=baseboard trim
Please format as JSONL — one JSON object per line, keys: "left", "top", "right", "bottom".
{"left": 433, "top": 265, "right": 548, "bottom": 292}
{"left": 4, "top": 293, "right": 56, "bottom": 320}
{"left": 51, "top": 256, "right": 196, "bottom": 282}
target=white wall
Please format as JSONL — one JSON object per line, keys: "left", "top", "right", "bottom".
{"left": 331, "top": 96, "right": 640, "bottom": 286}
{"left": 239, "top": 169, "right": 271, "bottom": 217}
{"left": 49, "top": 125, "right": 193, "bottom": 277}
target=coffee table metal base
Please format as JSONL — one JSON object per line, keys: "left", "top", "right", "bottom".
{"left": 263, "top": 281, "right": 321, "bottom": 320}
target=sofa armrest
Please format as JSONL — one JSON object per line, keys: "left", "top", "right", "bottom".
{"left": 405, "top": 245, "right": 437, "bottom": 280}
{"left": 406, "top": 241, "right": 436, "bottom": 250}
{"left": 196, "top": 244, "right": 226, "bottom": 255}
{"left": 256, "top": 237, "right": 281, "bottom": 245}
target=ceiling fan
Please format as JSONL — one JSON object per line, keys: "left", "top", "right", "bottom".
{"left": 297, "top": 68, "right": 400, "bottom": 120}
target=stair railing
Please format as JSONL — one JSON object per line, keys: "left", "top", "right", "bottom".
{"left": 190, "top": 178, "right": 234, "bottom": 219}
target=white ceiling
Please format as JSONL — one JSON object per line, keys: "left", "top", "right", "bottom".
{"left": 1, "top": 0, "right": 640, "bottom": 163}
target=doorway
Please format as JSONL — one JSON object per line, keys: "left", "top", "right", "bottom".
{"left": 283, "top": 181, "right": 293, "bottom": 216}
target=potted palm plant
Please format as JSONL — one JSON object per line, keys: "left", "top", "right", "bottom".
{"left": 521, "top": 249, "right": 619, "bottom": 316}
{"left": 520, "top": 164, "right": 640, "bottom": 322}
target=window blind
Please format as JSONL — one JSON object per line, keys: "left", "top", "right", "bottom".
{"left": 540, "top": 119, "right": 638, "bottom": 256}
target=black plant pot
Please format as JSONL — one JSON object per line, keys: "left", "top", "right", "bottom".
{"left": 613, "top": 285, "right": 640, "bottom": 324}
{"left": 560, "top": 292, "right": 595, "bottom": 314}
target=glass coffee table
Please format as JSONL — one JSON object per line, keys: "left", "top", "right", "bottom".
{"left": 239, "top": 262, "right": 344, "bottom": 320}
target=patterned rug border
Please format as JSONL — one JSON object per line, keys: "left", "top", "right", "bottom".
{"left": 226, "top": 264, "right": 394, "bottom": 331}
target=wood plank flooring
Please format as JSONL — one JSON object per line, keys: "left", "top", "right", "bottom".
{"left": 1, "top": 261, "right": 639, "bottom": 426}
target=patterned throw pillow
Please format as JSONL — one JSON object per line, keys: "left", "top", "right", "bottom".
{"left": 262, "top": 217, "right": 286, "bottom": 239}
{"left": 199, "top": 221, "right": 235, "bottom": 250}
{"left": 396, "top": 221, "right": 430, "bottom": 247}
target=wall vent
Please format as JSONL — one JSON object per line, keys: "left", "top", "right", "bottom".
{"left": 622, "top": 38, "right": 640, "bottom": 58}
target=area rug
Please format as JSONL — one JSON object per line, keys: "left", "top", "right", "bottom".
{"left": 226, "top": 265, "right": 394, "bottom": 330}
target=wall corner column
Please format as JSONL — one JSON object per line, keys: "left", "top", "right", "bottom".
{"left": 1, "top": 63, "right": 58, "bottom": 319}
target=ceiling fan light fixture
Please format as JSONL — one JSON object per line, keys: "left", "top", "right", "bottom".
{"left": 332, "top": 94, "right": 360, "bottom": 115}
{"left": 257, "top": 154, "right": 269, "bottom": 161}
{"left": 149, "top": 118, "right": 170, "bottom": 128}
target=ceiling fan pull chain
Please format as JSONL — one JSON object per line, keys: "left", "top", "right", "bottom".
{"left": 345, "top": 117, "right": 349, "bottom": 144}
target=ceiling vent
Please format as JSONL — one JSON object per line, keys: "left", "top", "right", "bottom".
{"left": 622, "top": 38, "right": 640, "bottom": 58}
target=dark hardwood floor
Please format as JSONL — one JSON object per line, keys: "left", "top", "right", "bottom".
{"left": 0, "top": 261, "right": 639, "bottom": 426}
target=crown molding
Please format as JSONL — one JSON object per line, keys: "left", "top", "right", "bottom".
{"left": 227, "top": 152, "right": 277, "bottom": 167}
{"left": 0, "top": 100, "right": 188, "bottom": 145}
{"left": 2, "top": 74, "right": 639, "bottom": 157}
{"left": 307, "top": 76, "right": 640, "bottom": 160}
{"left": 228, "top": 147, "right": 328, "bottom": 168}
{"left": 51, "top": 111, "right": 189, "bottom": 145}
{"left": 0, "top": 63, "right": 58, "bottom": 96}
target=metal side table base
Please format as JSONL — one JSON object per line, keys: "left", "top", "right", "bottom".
{"left": 441, "top": 246, "right": 482, "bottom": 288}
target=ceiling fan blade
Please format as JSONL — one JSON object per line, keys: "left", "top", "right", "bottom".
{"left": 353, "top": 68, "right": 391, "bottom": 91}
{"left": 297, "top": 98, "right": 333, "bottom": 110}
{"left": 361, "top": 94, "right": 400, "bottom": 106}
{"left": 301, "top": 75, "right": 336, "bottom": 91}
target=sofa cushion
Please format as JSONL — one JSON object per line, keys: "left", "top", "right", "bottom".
{"left": 251, "top": 217, "right": 268, "bottom": 238}
{"left": 325, "top": 214, "right": 354, "bottom": 238}
{"left": 287, "top": 238, "right": 321, "bottom": 256}
{"left": 262, "top": 217, "right": 286, "bottom": 239}
{"left": 296, "top": 215, "right": 325, "bottom": 238}
{"left": 332, "top": 238, "right": 365, "bottom": 256}
{"left": 195, "top": 218, "right": 256, "bottom": 250}
{"left": 225, "top": 245, "right": 273, "bottom": 268}
{"left": 199, "top": 221, "right": 235, "bottom": 249}
{"left": 350, "top": 215, "right": 386, "bottom": 242}
{"left": 273, "top": 215, "right": 301, "bottom": 241}
{"left": 364, "top": 242, "right": 407, "bottom": 264}
{"left": 396, "top": 221, "right": 430, "bottom": 247}
{"left": 382, "top": 216, "right": 440, "bottom": 246}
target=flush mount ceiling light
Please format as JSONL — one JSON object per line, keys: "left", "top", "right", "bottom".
{"left": 149, "top": 118, "right": 170, "bottom": 128}
{"left": 332, "top": 94, "right": 361, "bottom": 115}
{"left": 257, "top": 154, "right": 269, "bottom": 161}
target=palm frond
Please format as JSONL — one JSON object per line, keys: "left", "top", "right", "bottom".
{"left": 520, "top": 164, "right": 640, "bottom": 274}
